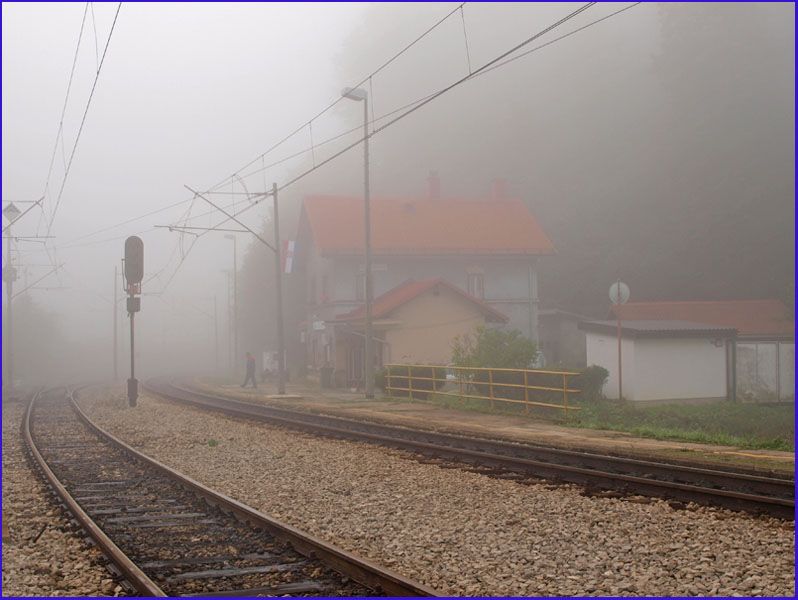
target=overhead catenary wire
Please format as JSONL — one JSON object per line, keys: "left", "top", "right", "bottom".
{"left": 45, "top": 2, "right": 123, "bottom": 238}
{"left": 194, "top": 1, "right": 602, "bottom": 236}
{"left": 25, "top": 1, "right": 637, "bottom": 260}
{"left": 36, "top": 2, "right": 90, "bottom": 236}
{"left": 200, "top": 2, "right": 468, "bottom": 198}
{"left": 22, "top": 2, "right": 470, "bottom": 257}
{"left": 25, "top": 2, "right": 639, "bottom": 298}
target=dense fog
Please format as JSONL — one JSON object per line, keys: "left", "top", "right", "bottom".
{"left": 2, "top": 2, "right": 793, "bottom": 387}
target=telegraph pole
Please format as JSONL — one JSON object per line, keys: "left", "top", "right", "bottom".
{"left": 4, "top": 228, "right": 13, "bottom": 399}
{"left": 214, "top": 295, "right": 219, "bottom": 372}
{"left": 272, "top": 183, "right": 286, "bottom": 395}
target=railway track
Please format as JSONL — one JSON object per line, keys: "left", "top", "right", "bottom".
{"left": 23, "top": 387, "right": 437, "bottom": 597}
{"left": 146, "top": 379, "right": 795, "bottom": 519}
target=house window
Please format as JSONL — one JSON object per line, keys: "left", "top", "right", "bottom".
{"left": 467, "top": 272, "right": 485, "bottom": 299}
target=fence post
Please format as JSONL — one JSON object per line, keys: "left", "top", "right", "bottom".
{"left": 488, "top": 368, "right": 495, "bottom": 410}
{"left": 524, "top": 370, "right": 529, "bottom": 414}
{"left": 408, "top": 365, "right": 414, "bottom": 402}
{"left": 386, "top": 366, "right": 392, "bottom": 399}
{"left": 563, "top": 373, "right": 569, "bottom": 417}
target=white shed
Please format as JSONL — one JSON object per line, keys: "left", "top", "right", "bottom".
{"left": 579, "top": 320, "right": 737, "bottom": 403}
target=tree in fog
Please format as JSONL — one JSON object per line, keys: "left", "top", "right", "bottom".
{"left": 5, "top": 294, "right": 67, "bottom": 385}
{"left": 328, "top": 3, "right": 794, "bottom": 314}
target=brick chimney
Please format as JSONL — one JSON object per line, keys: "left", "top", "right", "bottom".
{"left": 427, "top": 171, "right": 441, "bottom": 199}
{"left": 491, "top": 178, "right": 508, "bottom": 200}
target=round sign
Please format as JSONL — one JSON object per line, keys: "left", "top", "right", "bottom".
{"left": 609, "top": 281, "right": 630, "bottom": 305}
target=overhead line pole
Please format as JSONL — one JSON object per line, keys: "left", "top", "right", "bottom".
{"left": 4, "top": 228, "right": 13, "bottom": 399}
{"left": 272, "top": 183, "right": 286, "bottom": 395}
{"left": 114, "top": 266, "right": 118, "bottom": 381}
{"left": 176, "top": 187, "right": 286, "bottom": 395}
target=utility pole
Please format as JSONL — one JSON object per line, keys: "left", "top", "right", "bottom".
{"left": 272, "top": 183, "right": 286, "bottom": 395}
{"left": 226, "top": 270, "right": 233, "bottom": 372}
{"left": 4, "top": 228, "right": 13, "bottom": 399}
{"left": 214, "top": 295, "right": 219, "bottom": 372}
{"left": 174, "top": 185, "right": 287, "bottom": 396}
{"left": 232, "top": 237, "right": 238, "bottom": 370}
{"left": 361, "top": 95, "right": 374, "bottom": 398}
{"left": 113, "top": 266, "right": 119, "bottom": 381}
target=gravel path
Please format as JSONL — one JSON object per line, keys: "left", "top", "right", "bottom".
{"left": 2, "top": 399, "right": 121, "bottom": 597}
{"left": 81, "top": 389, "right": 795, "bottom": 597}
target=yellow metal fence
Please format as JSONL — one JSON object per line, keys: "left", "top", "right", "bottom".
{"left": 384, "top": 364, "right": 581, "bottom": 416}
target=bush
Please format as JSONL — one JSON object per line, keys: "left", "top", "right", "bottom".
{"left": 574, "top": 365, "right": 609, "bottom": 402}
{"left": 451, "top": 326, "right": 537, "bottom": 369}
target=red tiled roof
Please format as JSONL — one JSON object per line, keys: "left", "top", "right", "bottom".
{"left": 337, "top": 278, "right": 508, "bottom": 323}
{"left": 302, "top": 195, "right": 554, "bottom": 256}
{"left": 610, "top": 300, "right": 793, "bottom": 337}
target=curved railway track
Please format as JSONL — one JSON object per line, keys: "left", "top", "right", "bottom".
{"left": 23, "top": 387, "right": 437, "bottom": 597}
{"left": 146, "top": 379, "right": 795, "bottom": 519}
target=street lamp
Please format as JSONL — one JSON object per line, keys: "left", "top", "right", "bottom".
{"left": 341, "top": 86, "right": 374, "bottom": 399}
{"left": 224, "top": 234, "right": 238, "bottom": 371}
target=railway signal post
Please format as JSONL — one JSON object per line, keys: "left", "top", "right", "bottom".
{"left": 124, "top": 236, "right": 144, "bottom": 407}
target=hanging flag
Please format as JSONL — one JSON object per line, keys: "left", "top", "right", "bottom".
{"left": 282, "top": 239, "right": 296, "bottom": 274}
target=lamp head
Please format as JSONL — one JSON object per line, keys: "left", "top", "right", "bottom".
{"left": 341, "top": 86, "right": 367, "bottom": 101}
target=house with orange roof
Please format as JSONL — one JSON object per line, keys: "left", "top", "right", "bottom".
{"left": 296, "top": 175, "right": 554, "bottom": 388}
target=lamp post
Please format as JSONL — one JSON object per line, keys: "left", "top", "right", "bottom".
{"left": 341, "top": 86, "right": 374, "bottom": 399}
{"left": 224, "top": 234, "right": 238, "bottom": 372}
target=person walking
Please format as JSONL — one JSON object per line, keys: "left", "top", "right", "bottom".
{"left": 241, "top": 351, "right": 258, "bottom": 389}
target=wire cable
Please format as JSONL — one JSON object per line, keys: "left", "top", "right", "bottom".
{"left": 200, "top": 2, "right": 468, "bottom": 197}
{"left": 45, "top": 2, "right": 123, "bottom": 238}
{"left": 36, "top": 2, "right": 89, "bottom": 235}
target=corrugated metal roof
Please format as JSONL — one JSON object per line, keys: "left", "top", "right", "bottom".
{"left": 610, "top": 300, "right": 793, "bottom": 337}
{"left": 579, "top": 319, "right": 737, "bottom": 338}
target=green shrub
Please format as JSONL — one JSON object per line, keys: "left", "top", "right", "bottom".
{"left": 573, "top": 365, "right": 609, "bottom": 402}
{"left": 451, "top": 326, "right": 537, "bottom": 369}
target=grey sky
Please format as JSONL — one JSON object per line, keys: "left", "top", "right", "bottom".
{"left": 3, "top": 2, "right": 376, "bottom": 366}
{"left": 2, "top": 2, "right": 792, "bottom": 380}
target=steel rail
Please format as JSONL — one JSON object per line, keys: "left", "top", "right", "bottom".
{"left": 68, "top": 389, "right": 437, "bottom": 597}
{"left": 146, "top": 379, "right": 795, "bottom": 519}
{"left": 23, "top": 388, "right": 166, "bottom": 596}
{"left": 25, "top": 386, "right": 437, "bottom": 597}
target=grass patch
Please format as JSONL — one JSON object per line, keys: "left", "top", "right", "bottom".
{"left": 379, "top": 389, "right": 794, "bottom": 451}
{"left": 380, "top": 390, "right": 570, "bottom": 421}
{"left": 207, "top": 438, "right": 219, "bottom": 447}
{"left": 566, "top": 400, "right": 795, "bottom": 451}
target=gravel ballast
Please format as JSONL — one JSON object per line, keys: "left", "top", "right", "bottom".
{"left": 2, "top": 399, "right": 122, "bottom": 597}
{"left": 81, "top": 389, "right": 794, "bottom": 597}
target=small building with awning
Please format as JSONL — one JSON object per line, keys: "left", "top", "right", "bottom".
{"left": 579, "top": 320, "right": 737, "bottom": 403}
{"left": 609, "top": 300, "right": 794, "bottom": 402}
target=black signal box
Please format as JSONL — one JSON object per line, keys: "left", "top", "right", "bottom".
{"left": 127, "top": 296, "right": 141, "bottom": 313}
{"left": 124, "top": 236, "right": 144, "bottom": 285}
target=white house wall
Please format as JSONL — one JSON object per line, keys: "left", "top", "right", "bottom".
{"left": 633, "top": 337, "right": 727, "bottom": 402}
{"left": 584, "top": 332, "right": 636, "bottom": 400}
